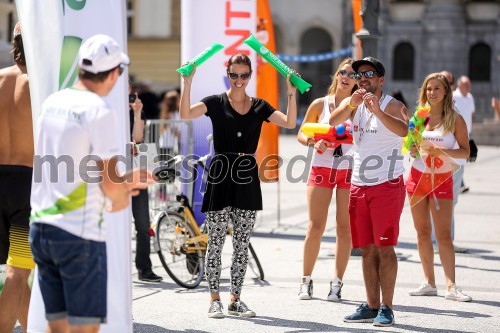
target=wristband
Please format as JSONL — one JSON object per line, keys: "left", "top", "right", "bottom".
{"left": 306, "top": 138, "right": 315, "bottom": 147}
{"left": 347, "top": 102, "right": 357, "bottom": 110}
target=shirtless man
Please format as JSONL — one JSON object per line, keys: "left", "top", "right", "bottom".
{"left": 0, "top": 22, "right": 35, "bottom": 333}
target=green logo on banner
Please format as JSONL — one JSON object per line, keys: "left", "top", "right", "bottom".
{"left": 59, "top": 36, "right": 82, "bottom": 90}
{"left": 62, "top": 0, "right": 86, "bottom": 15}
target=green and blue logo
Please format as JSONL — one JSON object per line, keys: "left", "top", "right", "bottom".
{"left": 59, "top": 36, "right": 83, "bottom": 90}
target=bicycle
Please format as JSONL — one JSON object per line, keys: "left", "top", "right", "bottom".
{"left": 151, "top": 143, "right": 264, "bottom": 289}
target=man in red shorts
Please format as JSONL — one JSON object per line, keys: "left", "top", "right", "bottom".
{"left": 330, "top": 57, "right": 408, "bottom": 327}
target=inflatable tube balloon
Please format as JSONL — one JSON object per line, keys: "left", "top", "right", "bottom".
{"left": 243, "top": 34, "right": 312, "bottom": 94}
{"left": 176, "top": 43, "right": 224, "bottom": 76}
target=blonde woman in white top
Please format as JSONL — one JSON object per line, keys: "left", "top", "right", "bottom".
{"left": 406, "top": 73, "right": 472, "bottom": 301}
{"left": 297, "top": 58, "right": 357, "bottom": 301}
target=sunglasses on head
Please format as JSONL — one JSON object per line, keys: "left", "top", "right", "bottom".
{"left": 227, "top": 72, "right": 251, "bottom": 80}
{"left": 353, "top": 70, "right": 380, "bottom": 80}
{"left": 338, "top": 69, "right": 356, "bottom": 79}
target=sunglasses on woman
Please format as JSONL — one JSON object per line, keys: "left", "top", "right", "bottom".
{"left": 338, "top": 69, "right": 356, "bottom": 79}
{"left": 227, "top": 72, "right": 251, "bottom": 80}
{"left": 353, "top": 70, "right": 380, "bottom": 80}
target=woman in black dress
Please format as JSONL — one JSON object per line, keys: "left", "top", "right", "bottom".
{"left": 180, "top": 53, "right": 297, "bottom": 318}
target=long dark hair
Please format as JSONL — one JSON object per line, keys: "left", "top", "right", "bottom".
{"left": 11, "top": 34, "right": 26, "bottom": 66}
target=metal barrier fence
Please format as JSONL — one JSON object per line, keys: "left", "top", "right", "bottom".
{"left": 144, "top": 119, "right": 194, "bottom": 218}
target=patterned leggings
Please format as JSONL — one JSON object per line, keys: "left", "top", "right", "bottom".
{"left": 204, "top": 206, "right": 257, "bottom": 295}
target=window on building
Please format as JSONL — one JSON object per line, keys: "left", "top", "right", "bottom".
{"left": 469, "top": 42, "right": 491, "bottom": 81}
{"left": 298, "top": 27, "right": 333, "bottom": 112}
{"left": 392, "top": 42, "right": 414, "bottom": 81}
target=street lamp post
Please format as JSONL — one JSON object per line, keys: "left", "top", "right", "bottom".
{"left": 356, "top": 0, "right": 381, "bottom": 57}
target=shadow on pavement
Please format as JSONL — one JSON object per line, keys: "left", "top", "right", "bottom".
{"left": 134, "top": 322, "right": 209, "bottom": 333}
{"left": 470, "top": 299, "right": 500, "bottom": 308}
{"left": 227, "top": 315, "right": 470, "bottom": 333}
{"left": 395, "top": 304, "right": 491, "bottom": 319}
{"left": 226, "top": 315, "right": 377, "bottom": 332}
{"left": 395, "top": 324, "right": 471, "bottom": 333}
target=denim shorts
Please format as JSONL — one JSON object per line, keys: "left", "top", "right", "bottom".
{"left": 29, "top": 223, "right": 107, "bottom": 325}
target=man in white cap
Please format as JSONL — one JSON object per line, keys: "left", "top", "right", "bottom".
{"left": 0, "top": 21, "right": 35, "bottom": 333}
{"left": 29, "top": 34, "right": 152, "bottom": 333}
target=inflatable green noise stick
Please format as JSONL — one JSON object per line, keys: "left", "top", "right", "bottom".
{"left": 243, "top": 34, "right": 312, "bottom": 94}
{"left": 177, "top": 43, "right": 224, "bottom": 76}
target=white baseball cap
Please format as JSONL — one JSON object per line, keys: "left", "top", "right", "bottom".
{"left": 78, "top": 34, "right": 130, "bottom": 74}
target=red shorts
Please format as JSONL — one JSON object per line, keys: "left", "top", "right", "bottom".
{"left": 349, "top": 176, "right": 405, "bottom": 248}
{"left": 307, "top": 166, "right": 352, "bottom": 189}
{"left": 406, "top": 167, "right": 453, "bottom": 200}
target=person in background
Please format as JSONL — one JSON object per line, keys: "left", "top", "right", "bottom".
{"left": 492, "top": 97, "right": 500, "bottom": 121}
{"left": 137, "top": 81, "right": 160, "bottom": 119}
{"left": 453, "top": 76, "right": 475, "bottom": 193}
{"left": 129, "top": 86, "right": 162, "bottom": 282}
{"left": 0, "top": 22, "right": 34, "bottom": 333}
{"left": 159, "top": 89, "right": 181, "bottom": 157}
{"left": 438, "top": 71, "right": 468, "bottom": 253}
{"left": 180, "top": 53, "right": 297, "bottom": 319}
{"left": 296, "top": 58, "right": 357, "bottom": 302}
{"left": 406, "top": 72, "right": 472, "bottom": 302}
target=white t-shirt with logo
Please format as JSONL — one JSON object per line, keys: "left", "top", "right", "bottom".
{"left": 453, "top": 89, "right": 474, "bottom": 135}
{"left": 31, "top": 88, "right": 120, "bottom": 242}
{"left": 351, "top": 95, "right": 405, "bottom": 186}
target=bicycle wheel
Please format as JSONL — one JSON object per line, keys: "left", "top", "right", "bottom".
{"left": 155, "top": 210, "right": 204, "bottom": 288}
{"left": 248, "top": 242, "right": 264, "bottom": 280}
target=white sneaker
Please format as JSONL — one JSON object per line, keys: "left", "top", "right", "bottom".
{"left": 409, "top": 282, "right": 438, "bottom": 296}
{"left": 298, "top": 278, "right": 313, "bottom": 300}
{"left": 445, "top": 285, "right": 472, "bottom": 302}
{"left": 327, "top": 278, "right": 343, "bottom": 301}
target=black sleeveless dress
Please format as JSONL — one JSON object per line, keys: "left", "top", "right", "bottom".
{"left": 200, "top": 93, "right": 275, "bottom": 213}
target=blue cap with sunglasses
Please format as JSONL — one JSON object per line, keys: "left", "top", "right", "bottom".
{"left": 352, "top": 57, "right": 385, "bottom": 77}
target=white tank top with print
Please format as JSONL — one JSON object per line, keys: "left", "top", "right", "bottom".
{"left": 311, "top": 95, "right": 353, "bottom": 170}
{"left": 412, "top": 126, "right": 459, "bottom": 174}
{"left": 351, "top": 95, "right": 405, "bottom": 186}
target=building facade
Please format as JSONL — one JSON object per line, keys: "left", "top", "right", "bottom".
{"left": 1, "top": 0, "right": 498, "bottom": 122}
{"left": 379, "top": 0, "right": 500, "bottom": 122}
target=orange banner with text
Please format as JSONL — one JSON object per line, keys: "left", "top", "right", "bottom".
{"left": 352, "top": 0, "right": 362, "bottom": 59}
{"left": 256, "top": 0, "right": 280, "bottom": 182}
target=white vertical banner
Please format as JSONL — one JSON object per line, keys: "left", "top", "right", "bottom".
{"left": 15, "top": 1, "right": 132, "bottom": 332}
{"left": 181, "top": 0, "right": 256, "bottom": 101}
{"left": 181, "top": 0, "right": 256, "bottom": 219}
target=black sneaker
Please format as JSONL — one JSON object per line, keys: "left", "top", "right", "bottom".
{"left": 227, "top": 299, "right": 256, "bottom": 317}
{"left": 138, "top": 270, "right": 163, "bottom": 282}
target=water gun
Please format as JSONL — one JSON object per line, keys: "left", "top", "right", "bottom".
{"left": 301, "top": 122, "right": 353, "bottom": 154}
{"left": 402, "top": 104, "right": 431, "bottom": 157}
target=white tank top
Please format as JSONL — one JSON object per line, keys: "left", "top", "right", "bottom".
{"left": 311, "top": 95, "right": 353, "bottom": 170}
{"left": 351, "top": 95, "right": 405, "bottom": 186}
{"left": 412, "top": 126, "right": 459, "bottom": 173}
